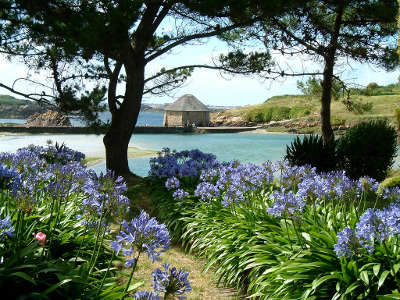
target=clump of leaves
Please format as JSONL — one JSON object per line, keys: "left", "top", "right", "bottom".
{"left": 337, "top": 120, "right": 398, "bottom": 181}
{"left": 285, "top": 134, "right": 338, "bottom": 172}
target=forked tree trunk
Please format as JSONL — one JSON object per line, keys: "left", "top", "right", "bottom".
{"left": 103, "top": 57, "right": 145, "bottom": 176}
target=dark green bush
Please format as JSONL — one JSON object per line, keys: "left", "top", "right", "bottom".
{"left": 285, "top": 134, "right": 338, "bottom": 172}
{"left": 337, "top": 120, "right": 398, "bottom": 181}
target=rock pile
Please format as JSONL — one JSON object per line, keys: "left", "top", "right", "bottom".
{"left": 26, "top": 110, "right": 71, "bottom": 127}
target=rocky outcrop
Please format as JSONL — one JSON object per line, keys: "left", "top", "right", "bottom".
{"left": 210, "top": 112, "right": 351, "bottom": 132}
{"left": 26, "top": 111, "right": 71, "bottom": 127}
{"left": 210, "top": 112, "right": 256, "bottom": 127}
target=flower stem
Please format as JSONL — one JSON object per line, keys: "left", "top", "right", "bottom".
{"left": 122, "top": 252, "right": 141, "bottom": 299}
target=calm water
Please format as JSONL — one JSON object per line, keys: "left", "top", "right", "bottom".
{"left": 0, "top": 111, "right": 164, "bottom": 127}
{"left": 0, "top": 133, "right": 299, "bottom": 176}
{"left": 0, "top": 118, "right": 26, "bottom": 124}
{"left": 71, "top": 111, "right": 164, "bottom": 127}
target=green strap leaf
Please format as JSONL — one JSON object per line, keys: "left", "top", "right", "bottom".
{"left": 360, "top": 270, "right": 369, "bottom": 286}
{"left": 373, "top": 264, "right": 381, "bottom": 277}
{"left": 42, "top": 279, "right": 72, "bottom": 296}
{"left": 11, "top": 272, "right": 36, "bottom": 285}
{"left": 378, "top": 270, "right": 390, "bottom": 289}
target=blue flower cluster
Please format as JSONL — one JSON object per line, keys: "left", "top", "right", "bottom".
{"left": 133, "top": 290, "right": 160, "bottom": 300}
{"left": 0, "top": 164, "right": 21, "bottom": 192}
{"left": 149, "top": 148, "right": 218, "bottom": 179}
{"left": 267, "top": 166, "right": 382, "bottom": 218}
{"left": 149, "top": 148, "right": 219, "bottom": 201}
{"left": 110, "top": 210, "right": 170, "bottom": 266}
{"left": 0, "top": 216, "right": 15, "bottom": 240}
{"left": 0, "top": 145, "right": 89, "bottom": 211}
{"left": 335, "top": 203, "right": 400, "bottom": 257}
{"left": 133, "top": 264, "right": 191, "bottom": 300}
{"left": 82, "top": 170, "right": 129, "bottom": 220}
{"left": 150, "top": 149, "right": 388, "bottom": 209}
{"left": 152, "top": 263, "right": 192, "bottom": 299}
{"left": 195, "top": 161, "right": 275, "bottom": 207}
{"left": 0, "top": 144, "right": 129, "bottom": 229}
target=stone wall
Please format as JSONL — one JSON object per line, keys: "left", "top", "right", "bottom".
{"left": 182, "top": 111, "right": 210, "bottom": 126}
{"left": 164, "top": 111, "right": 182, "bottom": 126}
{"left": 163, "top": 111, "right": 182, "bottom": 127}
{"left": 164, "top": 110, "right": 210, "bottom": 127}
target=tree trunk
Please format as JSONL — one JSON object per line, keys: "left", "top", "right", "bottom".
{"left": 103, "top": 56, "right": 145, "bottom": 176}
{"left": 320, "top": 57, "right": 335, "bottom": 142}
{"left": 320, "top": 3, "right": 345, "bottom": 142}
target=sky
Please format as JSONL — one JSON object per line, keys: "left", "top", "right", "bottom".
{"left": 0, "top": 36, "right": 399, "bottom": 107}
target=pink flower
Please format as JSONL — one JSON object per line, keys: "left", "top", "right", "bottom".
{"left": 33, "top": 232, "right": 47, "bottom": 245}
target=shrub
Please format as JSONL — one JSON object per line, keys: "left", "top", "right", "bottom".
{"left": 367, "top": 82, "right": 379, "bottom": 90}
{"left": 337, "top": 120, "right": 398, "bottom": 181}
{"left": 285, "top": 134, "right": 338, "bottom": 172}
{"left": 289, "top": 106, "right": 311, "bottom": 119}
{"left": 271, "top": 106, "right": 291, "bottom": 121}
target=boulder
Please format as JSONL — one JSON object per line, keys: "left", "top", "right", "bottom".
{"left": 26, "top": 110, "right": 71, "bottom": 127}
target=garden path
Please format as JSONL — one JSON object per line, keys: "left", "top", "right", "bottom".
{"left": 124, "top": 175, "right": 242, "bottom": 300}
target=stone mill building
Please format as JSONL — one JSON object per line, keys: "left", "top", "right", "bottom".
{"left": 163, "top": 94, "right": 210, "bottom": 127}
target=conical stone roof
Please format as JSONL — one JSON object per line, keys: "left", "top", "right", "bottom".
{"left": 164, "top": 94, "right": 210, "bottom": 112}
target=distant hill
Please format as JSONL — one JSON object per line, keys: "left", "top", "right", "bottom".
{"left": 0, "top": 94, "right": 46, "bottom": 119}
{"left": 0, "top": 94, "right": 29, "bottom": 106}
{"left": 211, "top": 83, "right": 400, "bottom": 131}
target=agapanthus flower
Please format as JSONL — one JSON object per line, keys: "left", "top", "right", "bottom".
{"left": 0, "top": 216, "right": 15, "bottom": 240}
{"left": 82, "top": 170, "right": 129, "bottom": 219}
{"left": 267, "top": 188, "right": 305, "bottom": 218}
{"left": 194, "top": 182, "right": 220, "bottom": 200}
{"left": 0, "top": 164, "right": 21, "bottom": 192}
{"left": 133, "top": 290, "right": 161, "bottom": 300}
{"left": 334, "top": 227, "right": 360, "bottom": 258}
{"left": 152, "top": 264, "right": 192, "bottom": 299}
{"left": 165, "top": 177, "right": 180, "bottom": 190}
{"left": 111, "top": 210, "right": 170, "bottom": 265}
{"left": 173, "top": 189, "right": 189, "bottom": 200}
{"left": 149, "top": 148, "right": 218, "bottom": 179}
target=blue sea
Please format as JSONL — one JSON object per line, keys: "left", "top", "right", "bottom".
{"left": 0, "top": 111, "right": 164, "bottom": 127}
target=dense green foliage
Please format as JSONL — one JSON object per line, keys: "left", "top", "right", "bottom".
{"left": 150, "top": 149, "right": 400, "bottom": 299}
{"left": 246, "top": 105, "right": 310, "bottom": 122}
{"left": 285, "top": 134, "right": 338, "bottom": 172}
{"left": 337, "top": 120, "right": 398, "bottom": 181}
{"left": 0, "top": 144, "right": 188, "bottom": 299}
{"left": 297, "top": 76, "right": 344, "bottom": 100}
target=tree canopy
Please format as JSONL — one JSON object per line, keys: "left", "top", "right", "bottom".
{"left": 0, "top": 0, "right": 305, "bottom": 175}
{"left": 218, "top": 0, "right": 399, "bottom": 140}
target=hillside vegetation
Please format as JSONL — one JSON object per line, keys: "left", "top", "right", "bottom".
{"left": 0, "top": 94, "right": 28, "bottom": 106}
{"left": 216, "top": 83, "right": 400, "bottom": 129}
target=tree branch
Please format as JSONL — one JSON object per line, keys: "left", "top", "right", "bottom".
{"left": 144, "top": 19, "right": 259, "bottom": 63}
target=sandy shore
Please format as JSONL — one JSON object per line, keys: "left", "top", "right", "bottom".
{"left": 85, "top": 146, "right": 157, "bottom": 166}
